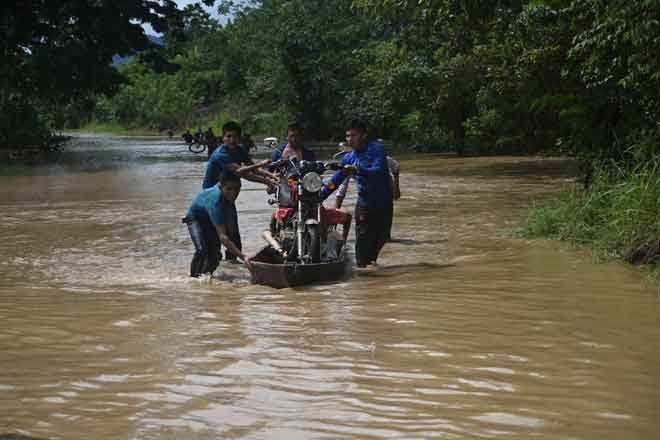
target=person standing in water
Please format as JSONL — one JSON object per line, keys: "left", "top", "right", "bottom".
{"left": 335, "top": 147, "right": 400, "bottom": 240}
{"left": 321, "top": 120, "right": 393, "bottom": 268}
{"left": 202, "top": 121, "right": 276, "bottom": 190}
{"left": 183, "top": 171, "right": 251, "bottom": 277}
{"left": 206, "top": 127, "right": 218, "bottom": 157}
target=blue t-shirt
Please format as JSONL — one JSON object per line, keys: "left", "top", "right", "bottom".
{"left": 187, "top": 186, "right": 235, "bottom": 227}
{"left": 271, "top": 144, "right": 317, "bottom": 162}
{"left": 203, "top": 144, "right": 251, "bottom": 189}
{"left": 321, "top": 139, "right": 393, "bottom": 208}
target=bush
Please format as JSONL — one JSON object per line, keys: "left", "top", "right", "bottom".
{"left": 0, "top": 96, "right": 51, "bottom": 148}
{"left": 519, "top": 158, "right": 660, "bottom": 281}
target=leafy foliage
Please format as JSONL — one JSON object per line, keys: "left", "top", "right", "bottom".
{"left": 0, "top": 0, "right": 180, "bottom": 147}
{"left": 4, "top": 0, "right": 659, "bottom": 163}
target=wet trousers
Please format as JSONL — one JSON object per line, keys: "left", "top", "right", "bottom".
{"left": 184, "top": 216, "right": 242, "bottom": 277}
{"left": 185, "top": 216, "right": 221, "bottom": 277}
{"left": 354, "top": 201, "right": 392, "bottom": 267}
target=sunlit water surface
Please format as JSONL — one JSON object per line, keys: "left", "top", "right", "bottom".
{"left": 1, "top": 135, "right": 658, "bottom": 439}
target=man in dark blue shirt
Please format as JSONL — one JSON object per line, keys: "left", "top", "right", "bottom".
{"left": 184, "top": 171, "right": 252, "bottom": 277}
{"left": 203, "top": 121, "right": 276, "bottom": 190}
{"left": 271, "top": 122, "right": 317, "bottom": 162}
{"left": 321, "top": 120, "right": 393, "bottom": 267}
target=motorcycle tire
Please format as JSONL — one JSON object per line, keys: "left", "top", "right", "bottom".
{"left": 188, "top": 142, "right": 206, "bottom": 154}
{"left": 303, "top": 225, "right": 321, "bottom": 263}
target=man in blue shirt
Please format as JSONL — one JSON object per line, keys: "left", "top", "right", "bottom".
{"left": 321, "top": 120, "right": 393, "bottom": 267}
{"left": 183, "top": 171, "right": 252, "bottom": 277}
{"left": 271, "top": 122, "right": 317, "bottom": 162}
{"left": 203, "top": 121, "right": 276, "bottom": 190}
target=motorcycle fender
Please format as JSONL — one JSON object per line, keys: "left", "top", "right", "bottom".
{"left": 304, "top": 219, "right": 319, "bottom": 225}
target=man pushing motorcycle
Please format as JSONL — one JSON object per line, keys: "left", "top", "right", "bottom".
{"left": 321, "top": 120, "right": 393, "bottom": 268}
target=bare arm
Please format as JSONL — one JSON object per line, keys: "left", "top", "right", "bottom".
{"left": 335, "top": 177, "right": 351, "bottom": 209}
{"left": 214, "top": 224, "right": 252, "bottom": 269}
{"left": 242, "top": 171, "right": 278, "bottom": 188}
{"left": 223, "top": 163, "right": 242, "bottom": 173}
{"left": 232, "top": 161, "right": 278, "bottom": 188}
{"left": 237, "top": 159, "right": 271, "bottom": 174}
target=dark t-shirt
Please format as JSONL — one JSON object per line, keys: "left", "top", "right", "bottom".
{"left": 187, "top": 186, "right": 236, "bottom": 228}
{"left": 202, "top": 144, "right": 251, "bottom": 189}
{"left": 321, "top": 139, "right": 392, "bottom": 208}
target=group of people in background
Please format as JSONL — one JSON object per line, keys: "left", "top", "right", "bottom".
{"left": 183, "top": 120, "right": 401, "bottom": 278}
{"left": 182, "top": 127, "right": 255, "bottom": 158}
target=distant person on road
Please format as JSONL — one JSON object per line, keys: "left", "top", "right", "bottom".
{"left": 206, "top": 127, "right": 219, "bottom": 157}
{"left": 194, "top": 128, "right": 204, "bottom": 144}
{"left": 182, "top": 129, "right": 193, "bottom": 144}
{"left": 183, "top": 171, "right": 251, "bottom": 277}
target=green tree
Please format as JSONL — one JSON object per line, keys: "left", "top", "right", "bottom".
{"left": 0, "top": 0, "right": 180, "bottom": 147}
{"left": 220, "top": 0, "right": 380, "bottom": 138}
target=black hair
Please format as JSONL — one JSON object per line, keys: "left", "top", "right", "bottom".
{"left": 287, "top": 121, "right": 303, "bottom": 132}
{"left": 347, "top": 119, "right": 367, "bottom": 133}
{"left": 222, "top": 121, "right": 242, "bottom": 136}
{"left": 219, "top": 170, "right": 241, "bottom": 186}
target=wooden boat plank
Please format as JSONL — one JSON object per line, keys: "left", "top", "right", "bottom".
{"left": 250, "top": 246, "right": 350, "bottom": 288}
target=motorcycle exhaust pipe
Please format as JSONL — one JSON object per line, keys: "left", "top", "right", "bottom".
{"left": 297, "top": 198, "right": 303, "bottom": 262}
{"left": 262, "top": 230, "right": 286, "bottom": 257}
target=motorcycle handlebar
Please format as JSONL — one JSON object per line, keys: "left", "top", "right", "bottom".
{"left": 325, "top": 162, "right": 341, "bottom": 171}
{"left": 268, "top": 158, "right": 341, "bottom": 173}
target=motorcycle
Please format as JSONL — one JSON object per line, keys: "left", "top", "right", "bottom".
{"left": 266, "top": 157, "right": 341, "bottom": 264}
{"left": 182, "top": 132, "right": 207, "bottom": 153}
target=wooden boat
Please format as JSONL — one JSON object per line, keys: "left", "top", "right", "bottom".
{"left": 249, "top": 246, "right": 350, "bottom": 288}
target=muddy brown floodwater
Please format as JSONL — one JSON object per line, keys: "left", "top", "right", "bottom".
{"left": 1, "top": 135, "right": 659, "bottom": 440}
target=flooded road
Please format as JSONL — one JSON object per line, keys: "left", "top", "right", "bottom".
{"left": 1, "top": 135, "right": 659, "bottom": 439}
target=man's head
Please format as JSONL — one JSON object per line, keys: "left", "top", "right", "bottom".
{"left": 286, "top": 122, "right": 303, "bottom": 149}
{"left": 219, "top": 170, "right": 241, "bottom": 202}
{"left": 222, "top": 121, "right": 242, "bottom": 149}
{"left": 346, "top": 120, "right": 368, "bottom": 151}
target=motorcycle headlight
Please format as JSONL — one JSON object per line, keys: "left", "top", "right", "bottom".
{"left": 302, "top": 172, "right": 323, "bottom": 193}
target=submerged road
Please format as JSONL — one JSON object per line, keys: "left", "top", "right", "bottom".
{"left": 1, "top": 135, "right": 658, "bottom": 439}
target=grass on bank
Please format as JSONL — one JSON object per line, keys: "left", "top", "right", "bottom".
{"left": 518, "top": 160, "right": 660, "bottom": 283}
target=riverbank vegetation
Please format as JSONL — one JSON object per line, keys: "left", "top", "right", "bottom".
{"left": 2, "top": 0, "right": 658, "bottom": 273}
{"left": 519, "top": 156, "right": 659, "bottom": 282}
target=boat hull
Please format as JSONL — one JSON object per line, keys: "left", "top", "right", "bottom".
{"left": 250, "top": 246, "right": 349, "bottom": 288}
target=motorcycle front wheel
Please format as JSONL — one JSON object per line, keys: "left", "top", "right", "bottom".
{"left": 303, "top": 225, "right": 321, "bottom": 263}
{"left": 188, "top": 142, "right": 206, "bottom": 154}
